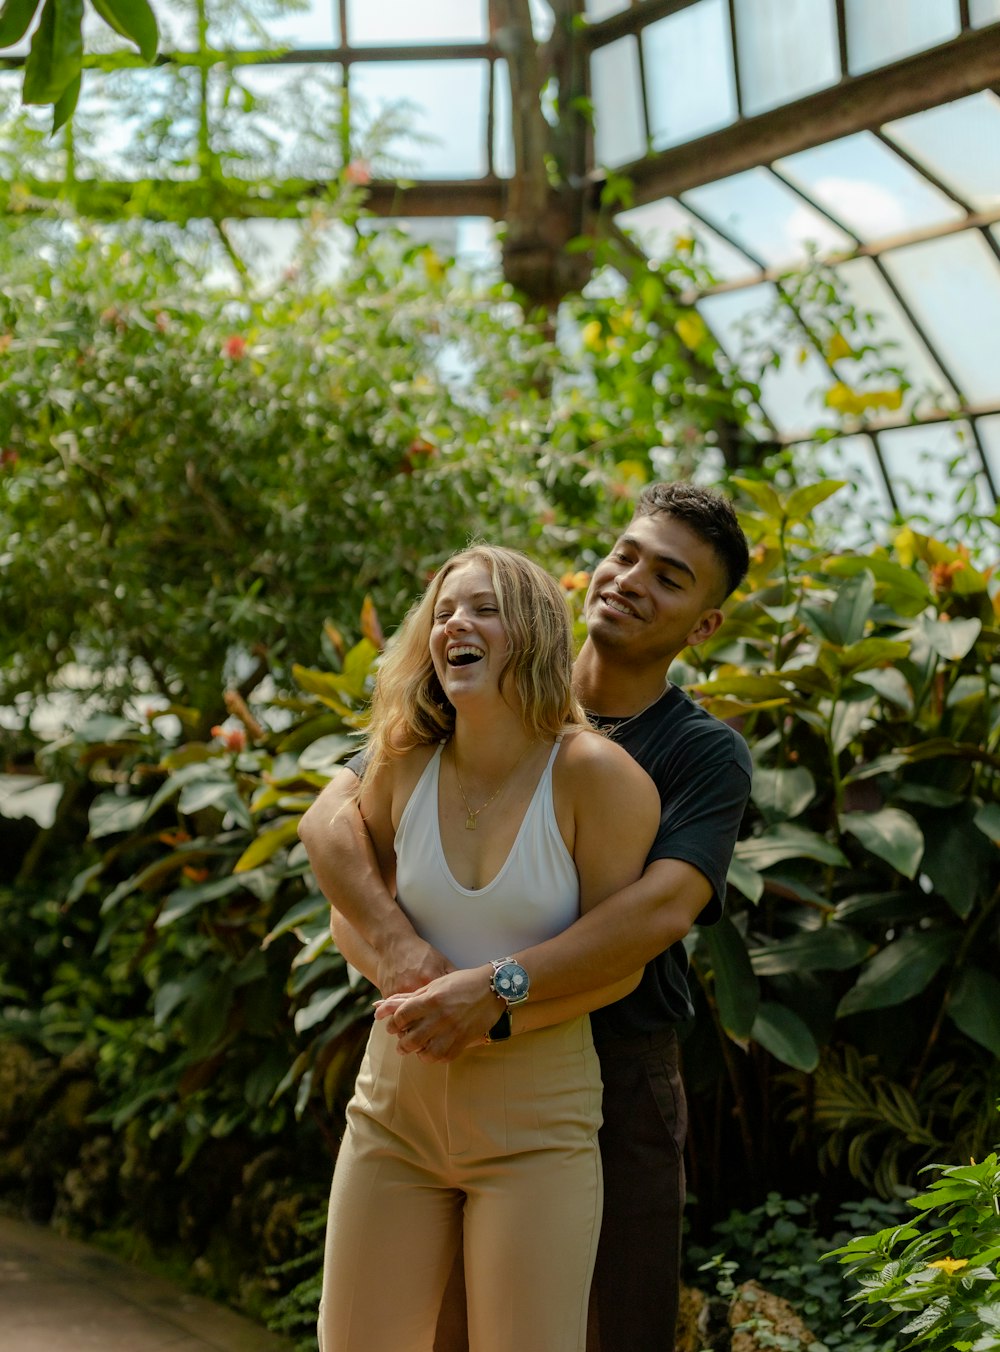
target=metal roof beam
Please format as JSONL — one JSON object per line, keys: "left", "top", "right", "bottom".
{"left": 618, "top": 24, "right": 1000, "bottom": 208}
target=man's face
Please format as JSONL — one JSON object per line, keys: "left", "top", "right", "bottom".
{"left": 583, "top": 513, "right": 726, "bottom": 667}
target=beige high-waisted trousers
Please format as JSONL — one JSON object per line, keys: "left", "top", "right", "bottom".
{"left": 318, "top": 1016, "right": 603, "bottom": 1352}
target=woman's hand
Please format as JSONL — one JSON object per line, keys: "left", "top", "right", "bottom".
{"left": 373, "top": 966, "right": 500, "bottom": 1061}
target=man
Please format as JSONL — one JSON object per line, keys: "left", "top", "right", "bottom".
{"left": 298, "top": 481, "right": 752, "bottom": 1352}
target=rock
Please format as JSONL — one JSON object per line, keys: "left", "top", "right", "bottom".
{"left": 730, "top": 1280, "right": 820, "bottom": 1351}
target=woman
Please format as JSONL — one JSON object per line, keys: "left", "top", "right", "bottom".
{"left": 319, "top": 545, "right": 658, "bottom": 1352}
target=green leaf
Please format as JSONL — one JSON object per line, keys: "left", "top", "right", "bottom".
{"left": 0, "top": 0, "right": 41, "bottom": 46}
{"left": 750, "top": 766, "right": 816, "bottom": 820}
{"left": 736, "top": 823, "right": 849, "bottom": 871}
{"left": 822, "top": 555, "right": 933, "bottom": 612}
{"left": 974, "top": 802, "right": 1000, "bottom": 845}
{"left": 294, "top": 984, "right": 353, "bottom": 1033}
{"left": 783, "top": 480, "right": 846, "bottom": 522}
{"left": 297, "top": 734, "right": 357, "bottom": 772}
{"left": 90, "top": 0, "right": 158, "bottom": 59}
{"left": 853, "top": 667, "right": 914, "bottom": 712}
{"left": 178, "top": 777, "right": 252, "bottom": 830}
{"left": 948, "top": 967, "right": 1000, "bottom": 1057}
{"left": 726, "top": 856, "right": 764, "bottom": 903}
{"left": 698, "top": 915, "right": 759, "bottom": 1041}
{"left": 88, "top": 791, "right": 149, "bottom": 839}
{"left": 840, "top": 808, "right": 924, "bottom": 878}
{"left": 233, "top": 817, "right": 301, "bottom": 872}
{"left": 749, "top": 924, "right": 872, "bottom": 976}
{"left": 51, "top": 66, "right": 80, "bottom": 130}
{"left": 751, "top": 1002, "right": 819, "bottom": 1071}
{"left": 732, "top": 477, "right": 782, "bottom": 518}
{"left": 23, "top": 0, "right": 83, "bottom": 103}
{"left": 155, "top": 872, "right": 249, "bottom": 928}
{"left": 839, "top": 638, "right": 910, "bottom": 677}
{"left": 922, "top": 616, "right": 982, "bottom": 661}
{"left": 830, "top": 571, "right": 875, "bottom": 646}
{"left": 831, "top": 693, "right": 876, "bottom": 755}
{"left": 836, "top": 931, "right": 958, "bottom": 1017}
{"left": 263, "top": 894, "right": 329, "bottom": 948}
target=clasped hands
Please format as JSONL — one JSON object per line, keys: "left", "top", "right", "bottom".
{"left": 374, "top": 961, "right": 503, "bottom": 1063}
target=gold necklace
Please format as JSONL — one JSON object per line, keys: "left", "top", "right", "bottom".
{"left": 451, "top": 742, "right": 532, "bottom": 831}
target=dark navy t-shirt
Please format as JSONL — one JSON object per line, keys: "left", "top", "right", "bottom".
{"left": 589, "top": 684, "right": 752, "bottom": 1035}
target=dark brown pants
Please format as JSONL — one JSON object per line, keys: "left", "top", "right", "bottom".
{"left": 433, "top": 1027, "right": 687, "bottom": 1352}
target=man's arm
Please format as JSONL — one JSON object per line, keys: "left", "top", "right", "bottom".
{"left": 297, "top": 767, "right": 452, "bottom": 994}
{"left": 385, "top": 858, "right": 708, "bottom": 1057}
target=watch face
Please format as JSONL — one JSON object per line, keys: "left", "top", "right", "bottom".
{"left": 493, "top": 961, "right": 529, "bottom": 1004}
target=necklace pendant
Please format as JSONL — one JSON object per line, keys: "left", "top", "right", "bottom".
{"left": 465, "top": 813, "right": 478, "bottom": 831}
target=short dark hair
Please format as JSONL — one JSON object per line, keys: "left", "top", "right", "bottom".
{"left": 633, "top": 482, "right": 749, "bottom": 600}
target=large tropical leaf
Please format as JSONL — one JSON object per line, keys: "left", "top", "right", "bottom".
{"left": 840, "top": 808, "right": 924, "bottom": 879}
{"left": 751, "top": 1002, "right": 819, "bottom": 1071}
{"left": 749, "top": 924, "right": 872, "bottom": 976}
{"left": 750, "top": 766, "right": 816, "bottom": 821}
{"left": 735, "top": 823, "right": 848, "bottom": 871}
{"left": 836, "top": 931, "right": 958, "bottom": 1017}
{"left": 698, "top": 916, "right": 759, "bottom": 1041}
{"left": 947, "top": 967, "right": 1000, "bottom": 1057}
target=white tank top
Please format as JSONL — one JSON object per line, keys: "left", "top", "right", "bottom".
{"left": 394, "top": 740, "right": 580, "bottom": 970}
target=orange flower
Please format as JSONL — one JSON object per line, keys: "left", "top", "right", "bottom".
{"left": 560, "top": 571, "right": 591, "bottom": 591}
{"left": 222, "top": 335, "right": 247, "bottom": 360}
{"left": 930, "top": 559, "right": 965, "bottom": 593}
{"left": 158, "top": 828, "right": 192, "bottom": 846}
{"left": 344, "top": 160, "right": 372, "bottom": 186}
{"left": 211, "top": 725, "right": 246, "bottom": 753}
{"left": 182, "top": 866, "right": 211, "bottom": 883}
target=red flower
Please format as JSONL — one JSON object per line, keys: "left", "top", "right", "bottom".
{"left": 211, "top": 725, "right": 246, "bottom": 753}
{"left": 344, "top": 160, "right": 372, "bottom": 186}
{"left": 222, "top": 335, "right": 248, "bottom": 360}
{"left": 0, "top": 448, "right": 18, "bottom": 469}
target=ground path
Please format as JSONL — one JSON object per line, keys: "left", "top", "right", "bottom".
{"left": 0, "top": 1215, "right": 295, "bottom": 1351}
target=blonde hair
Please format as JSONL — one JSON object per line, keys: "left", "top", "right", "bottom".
{"left": 365, "top": 545, "right": 587, "bottom": 771}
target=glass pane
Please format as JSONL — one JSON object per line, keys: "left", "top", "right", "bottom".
{"left": 978, "top": 415, "right": 1000, "bottom": 491}
{"left": 585, "top": 0, "right": 630, "bottom": 18}
{"left": 226, "top": 65, "right": 343, "bottom": 179}
{"left": 806, "top": 436, "right": 895, "bottom": 544}
{"left": 493, "top": 61, "right": 514, "bottom": 178}
{"left": 699, "top": 284, "right": 837, "bottom": 438}
{"left": 733, "top": 0, "right": 839, "bottom": 117}
{"left": 591, "top": 37, "right": 646, "bottom": 167}
{"left": 883, "top": 93, "right": 1000, "bottom": 212}
{"left": 833, "top": 257, "right": 957, "bottom": 417}
{"left": 970, "top": 0, "right": 1000, "bottom": 24}
{"left": 616, "top": 198, "right": 758, "bottom": 281}
{"left": 683, "top": 168, "right": 853, "bottom": 268}
{"left": 775, "top": 132, "right": 964, "bottom": 242}
{"left": 261, "top": 0, "right": 340, "bottom": 48}
{"left": 208, "top": 0, "right": 339, "bottom": 48}
{"left": 350, "top": 60, "right": 489, "bottom": 178}
{"left": 347, "top": 0, "right": 487, "bottom": 44}
{"left": 878, "top": 421, "right": 992, "bottom": 527}
{"left": 845, "top": 0, "right": 958, "bottom": 75}
{"left": 641, "top": 0, "right": 737, "bottom": 151}
{"left": 74, "top": 68, "right": 198, "bottom": 180}
{"left": 881, "top": 231, "right": 1000, "bottom": 405}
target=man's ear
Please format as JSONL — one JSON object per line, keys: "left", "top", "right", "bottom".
{"left": 685, "top": 607, "right": 724, "bottom": 649}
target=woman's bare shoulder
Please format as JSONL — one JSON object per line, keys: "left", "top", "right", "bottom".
{"left": 556, "top": 727, "right": 655, "bottom": 792}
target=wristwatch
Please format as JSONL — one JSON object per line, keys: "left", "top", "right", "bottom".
{"left": 489, "top": 956, "right": 530, "bottom": 1006}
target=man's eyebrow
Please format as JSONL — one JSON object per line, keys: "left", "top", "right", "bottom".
{"left": 617, "top": 533, "right": 697, "bottom": 584}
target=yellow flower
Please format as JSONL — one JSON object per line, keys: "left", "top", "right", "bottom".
{"left": 675, "top": 310, "right": 708, "bottom": 351}
{"left": 581, "top": 320, "right": 603, "bottom": 351}
{"left": 926, "top": 1257, "right": 968, "bottom": 1275}
{"left": 825, "top": 332, "right": 853, "bottom": 362}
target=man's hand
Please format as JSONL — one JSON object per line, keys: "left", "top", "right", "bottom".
{"left": 376, "top": 933, "right": 454, "bottom": 998}
{"left": 374, "top": 966, "right": 500, "bottom": 1061}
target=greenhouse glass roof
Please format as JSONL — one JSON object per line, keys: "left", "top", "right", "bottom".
{"left": 2, "top": 0, "right": 999, "bottom": 534}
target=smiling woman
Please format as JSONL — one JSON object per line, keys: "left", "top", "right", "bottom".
{"left": 316, "top": 543, "right": 660, "bottom": 1352}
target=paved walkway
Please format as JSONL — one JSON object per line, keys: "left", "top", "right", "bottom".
{"left": 0, "top": 1215, "right": 296, "bottom": 1351}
